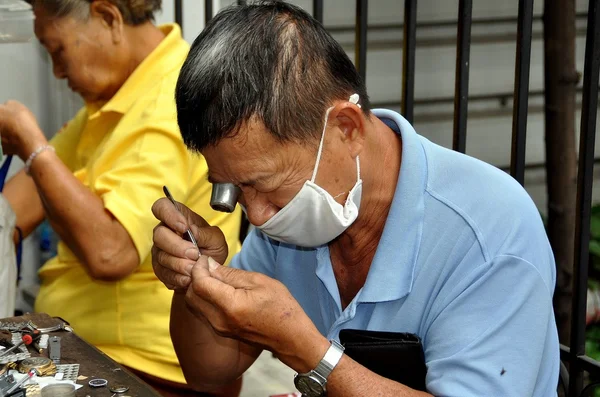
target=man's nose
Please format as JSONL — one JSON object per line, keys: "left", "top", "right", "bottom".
{"left": 243, "top": 196, "right": 279, "bottom": 227}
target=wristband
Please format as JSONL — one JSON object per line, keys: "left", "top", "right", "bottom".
{"left": 24, "top": 145, "right": 55, "bottom": 175}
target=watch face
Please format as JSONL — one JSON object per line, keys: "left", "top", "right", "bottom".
{"left": 18, "top": 356, "right": 56, "bottom": 376}
{"left": 295, "top": 375, "right": 324, "bottom": 396}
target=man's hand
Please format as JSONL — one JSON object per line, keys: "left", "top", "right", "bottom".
{"left": 0, "top": 100, "right": 47, "bottom": 160}
{"left": 151, "top": 197, "right": 229, "bottom": 291}
{"left": 185, "top": 256, "right": 328, "bottom": 373}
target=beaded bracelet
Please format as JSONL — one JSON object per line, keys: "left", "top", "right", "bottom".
{"left": 24, "top": 145, "right": 55, "bottom": 175}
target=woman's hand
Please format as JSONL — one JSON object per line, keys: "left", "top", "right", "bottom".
{"left": 0, "top": 100, "right": 48, "bottom": 160}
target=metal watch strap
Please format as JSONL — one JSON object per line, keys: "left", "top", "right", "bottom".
{"left": 314, "top": 340, "right": 345, "bottom": 379}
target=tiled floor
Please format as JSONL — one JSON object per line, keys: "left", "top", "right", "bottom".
{"left": 240, "top": 351, "right": 297, "bottom": 397}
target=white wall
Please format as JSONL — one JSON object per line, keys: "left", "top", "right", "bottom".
{"left": 0, "top": 38, "right": 50, "bottom": 311}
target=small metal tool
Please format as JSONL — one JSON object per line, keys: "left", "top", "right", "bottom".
{"left": 163, "top": 186, "right": 198, "bottom": 248}
{"left": 210, "top": 183, "right": 241, "bottom": 213}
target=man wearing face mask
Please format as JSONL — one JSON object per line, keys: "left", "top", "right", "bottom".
{"left": 151, "top": 2, "right": 559, "bottom": 396}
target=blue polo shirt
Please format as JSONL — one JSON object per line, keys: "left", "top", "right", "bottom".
{"left": 231, "top": 109, "right": 559, "bottom": 396}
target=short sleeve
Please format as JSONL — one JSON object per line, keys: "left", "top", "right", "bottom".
{"left": 93, "top": 126, "right": 192, "bottom": 264}
{"left": 230, "top": 229, "right": 278, "bottom": 278}
{"left": 49, "top": 108, "right": 87, "bottom": 171}
{"left": 424, "top": 255, "right": 559, "bottom": 396}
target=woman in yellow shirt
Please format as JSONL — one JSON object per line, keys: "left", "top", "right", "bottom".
{"left": 0, "top": 1, "right": 242, "bottom": 396}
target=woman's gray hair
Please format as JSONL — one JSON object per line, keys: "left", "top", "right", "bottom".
{"left": 27, "top": 0, "right": 161, "bottom": 25}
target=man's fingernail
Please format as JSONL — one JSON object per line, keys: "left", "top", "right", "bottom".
{"left": 185, "top": 248, "right": 199, "bottom": 260}
{"left": 175, "top": 222, "right": 187, "bottom": 233}
{"left": 184, "top": 263, "right": 194, "bottom": 276}
{"left": 207, "top": 257, "right": 220, "bottom": 271}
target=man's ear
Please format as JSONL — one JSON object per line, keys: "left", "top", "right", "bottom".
{"left": 332, "top": 103, "right": 366, "bottom": 159}
{"left": 90, "top": 0, "right": 124, "bottom": 44}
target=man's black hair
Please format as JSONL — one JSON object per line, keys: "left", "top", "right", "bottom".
{"left": 176, "top": 0, "right": 370, "bottom": 152}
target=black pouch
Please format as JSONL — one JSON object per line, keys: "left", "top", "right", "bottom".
{"left": 338, "top": 329, "right": 427, "bottom": 392}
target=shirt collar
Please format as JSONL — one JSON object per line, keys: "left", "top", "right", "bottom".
{"left": 86, "top": 24, "right": 187, "bottom": 118}
{"left": 357, "top": 109, "right": 427, "bottom": 304}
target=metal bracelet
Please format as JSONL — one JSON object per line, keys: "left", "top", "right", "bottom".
{"left": 24, "top": 145, "right": 55, "bottom": 175}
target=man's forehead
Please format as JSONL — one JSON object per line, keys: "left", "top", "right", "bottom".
{"left": 203, "top": 127, "right": 278, "bottom": 184}
{"left": 204, "top": 118, "right": 278, "bottom": 158}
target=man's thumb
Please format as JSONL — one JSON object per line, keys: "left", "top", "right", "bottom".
{"left": 208, "top": 259, "right": 250, "bottom": 288}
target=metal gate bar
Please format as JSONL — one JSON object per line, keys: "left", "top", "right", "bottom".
{"left": 509, "top": 0, "right": 534, "bottom": 185}
{"left": 452, "top": 0, "right": 472, "bottom": 154}
{"left": 205, "top": 0, "right": 213, "bottom": 24}
{"left": 313, "top": 0, "right": 323, "bottom": 24}
{"left": 355, "top": 0, "right": 368, "bottom": 82}
{"left": 401, "top": 0, "right": 417, "bottom": 123}
{"left": 175, "top": 0, "right": 183, "bottom": 29}
{"left": 569, "top": 0, "right": 600, "bottom": 394}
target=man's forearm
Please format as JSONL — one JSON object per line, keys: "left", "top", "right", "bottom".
{"left": 275, "top": 326, "right": 433, "bottom": 397}
{"left": 170, "top": 293, "right": 261, "bottom": 390}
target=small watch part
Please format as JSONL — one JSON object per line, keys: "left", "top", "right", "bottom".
{"left": 88, "top": 378, "right": 108, "bottom": 388}
{"left": 109, "top": 385, "right": 129, "bottom": 393}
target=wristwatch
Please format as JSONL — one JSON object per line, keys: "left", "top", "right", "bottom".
{"left": 16, "top": 357, "right": 57, "bottom": 376}
{"left": 294, "top": 340, "right": 345, "bottom": 397}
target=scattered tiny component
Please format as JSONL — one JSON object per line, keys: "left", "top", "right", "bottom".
{"left": 0, "top": 350, "right": 29, "bottom": 365}
{"left": 0, "top": 372, "right": 15, "bottom": 393}
{"left": 21, "top": 330, "right": 42, "bottom": 354}
{"left": 48, "top": 336, "right": 61, "bottom": 364}
{"left": 109, "top": 385, "right": 129, "bottom": 393}
{"left": 38, "top": 335, "right": 49, "bottom": 350}
{"left": 0, "top": 334, "right": 33, "bottom": 358}
{"left": 23, "top": 383, "right": 41, "bottom": 397}
{"left": 35, "top": 323, "right": 72, "bottom": 334}
{"left": 6, "top": 369, "right": 36, "bottom": 394}
{"left": 0, "top": 321, "right": 35, "bottom": 333}
{"left": 88, "top": 378, "right": 108, "bottom": 388}
{"left": 55, "top": 364, "right": 79, "bottom": 383}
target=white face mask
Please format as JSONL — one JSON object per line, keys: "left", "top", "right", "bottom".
{"left": 256, "top": 94, "right": 363, "bottom": 247}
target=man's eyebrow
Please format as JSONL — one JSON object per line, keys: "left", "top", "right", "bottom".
{"left": 207, "top": 174, "right": 270, "bottom": 186}
{"left": 207, "top": 174, "right": 221, "bottom": 184}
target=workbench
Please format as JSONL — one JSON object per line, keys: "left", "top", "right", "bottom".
{"left": 0, "top": 313, "right": 161, "bottom": 397}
